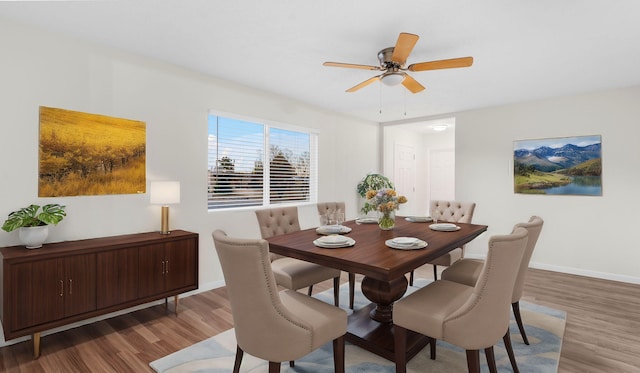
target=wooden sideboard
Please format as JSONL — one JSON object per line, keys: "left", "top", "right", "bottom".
{"left": 0, "top": 229, "right": 199, "bottom": 358}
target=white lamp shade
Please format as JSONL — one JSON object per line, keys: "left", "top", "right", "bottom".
{"left": 381, "top": 72, "right": 405, "bottom": 86}
{"left": 150, "top": 181, "right": 181, "bottom": 205}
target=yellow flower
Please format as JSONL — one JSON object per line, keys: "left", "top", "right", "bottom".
{"left": 398, "top": 196, "right": 407, "bottom": 204}
{"left": 386, "top": 189, "right": 396, "bottom": 197}
{"left": 366, "top": 190, "right": 377, "bottom": 199}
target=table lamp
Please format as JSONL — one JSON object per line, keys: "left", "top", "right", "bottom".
{"left": 150, "top": 181, "right": 181, "bottom": 234}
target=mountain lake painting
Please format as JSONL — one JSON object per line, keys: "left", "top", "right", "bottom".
{"left": 514, "top": 135, "right": 602, "bottom": 196}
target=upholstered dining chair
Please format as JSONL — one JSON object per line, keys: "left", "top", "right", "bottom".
{"left": 409, "top": 200, "right": 476, "bottom": 285}
{"left": 441, "top": 215, "right": 544, "bottom": 345}
{"left": 317, "top": 202, "right": 356, "bottom": 309}
{"left": 393, "top": 227, "right": 528, "bottom": 373}
{"left": 212, "top": 230, "right": 347, "bottom": 373}
{"left": 255, "top": 206, "right": 342, "bottom": 306}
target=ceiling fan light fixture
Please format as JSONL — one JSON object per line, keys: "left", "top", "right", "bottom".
{"left": 381, "top": 72, "right": 405, "bottom": 86}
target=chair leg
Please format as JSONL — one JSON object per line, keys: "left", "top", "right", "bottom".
{"left": 433, "top": 265, "right": 438, "bottom": 280}
{"left": 512, "top": 301, "right": 530, "bottom": 345}
{"left": 333, "top": 335, "right": 345, "bottom": 373}
{"left": 394, "top": 325, "right": 407, "bottom": 373}
{"left": 333, "top": 276, "right": 340, "bottom": 307}
{"left": 348, "top": 272, "right": 355, "bottom": 309}
{"left": 307, "top": 285, "right": 313, "bottom": 296}
{"left": 409, "top": 270, "right": 414, "bottom": 286}
{"left": 465, "top": 350, "right": 481, "bottom": 373}
{"left": 484, "top": 346, "right": 497, "bottom": 373}
{"left": 268, "top": 361, "right": 280, "bottom": 373}
{"left": 233, "top": 345, "right": 243, "bottom": 373}
{"left": 503, "top": 330, "right": 520, "bottom": 373}
{"left": 429, "top": 337, "right": 436, "bottom": 360}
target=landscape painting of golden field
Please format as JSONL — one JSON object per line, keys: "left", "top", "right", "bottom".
{"left": 39, "top": 106, "right": 146, "bottom": 197}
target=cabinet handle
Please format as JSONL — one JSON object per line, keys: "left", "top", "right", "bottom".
{"left": 161, "top": 260, "right": 165, "bottom": 274}
{"left": 69, "top": 279, "right": 73, "bottom": 295}
{"left": 59, "top": 280, "right": 64, "bottom": 297}
{"left": 166, "top": 260, "right": 169, "bottom": 274}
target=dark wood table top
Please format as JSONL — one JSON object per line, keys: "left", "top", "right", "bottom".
{"left": 266, "top": 217, "right": 488, "bottom": 282}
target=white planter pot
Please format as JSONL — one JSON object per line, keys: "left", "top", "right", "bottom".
{"left": 18, "top": 225, "right": 49, "bottom": 249}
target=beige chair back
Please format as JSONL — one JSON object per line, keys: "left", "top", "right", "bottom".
{"left": 212, "top": 230, "right": 320, "bottom": 362}
{"left": 511, "top": 216, "right": 544, "bottom": 302}
{"left": 255, "top": 206, "right": 301, "bottom": 239}
{"left": 444, "top": 227, "right": 528, "bottom": 349}
{"left": 255, "top": 206, "right": 301, "bottom": 261}
{"left": 317, "top": 202, "right": 345, "bottom": 216}
{"left": 430, "top": 200, "right": 476, "bottom": 223}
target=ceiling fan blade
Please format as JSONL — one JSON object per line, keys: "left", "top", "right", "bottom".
{"left": 391, "top": 32, "right": 419, "bottom": 66}
{"left": 401, "top": 74, "right": 425, "bottom": 93}
{"left": 346, "top": 75, "right": 381, "bottom": 92}
{"left": 323, "top": 62, "right": 380, "bottom": 70}
{"left": 408, "top": 56, "right": 474, "bottom": 72}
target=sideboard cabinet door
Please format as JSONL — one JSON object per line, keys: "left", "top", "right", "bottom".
{"left": 64, "top": 253, "right": 97, "bottom": 317}
{"left": 138, "top": 237, "right": 198, "bottom": 299}
{"left": 7, "top": 253, "right": 96, "bottom": 333}
{"left": 165, "top": 237, "right": 198, "bottom": 293}
{"left": 138, "top": 243, "right": 167, "bottom": 299}
{"left": 97, "top": 248, "right": 139, "bottom": 309}
{"left": 8, "top": 259, "right": 65, "bottom": 332}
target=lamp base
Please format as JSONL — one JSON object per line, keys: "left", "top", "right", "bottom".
{"left": 160, "top": 206, "right": 171, "bottom": 235}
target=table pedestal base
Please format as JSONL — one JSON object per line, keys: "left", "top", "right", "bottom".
{"left": 346, "top": 303, "right": 429, "bottom": 362}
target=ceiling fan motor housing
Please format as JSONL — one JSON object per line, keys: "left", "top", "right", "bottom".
{"left": 378, "top": 47, "right": 401, "bottom": 70}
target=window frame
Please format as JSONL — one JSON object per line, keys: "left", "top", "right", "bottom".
{"left": 207, "top": 110, "right": 318, "bottom": 211}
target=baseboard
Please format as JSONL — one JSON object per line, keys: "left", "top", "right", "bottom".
{"left": 464, "top": 253, "right": 640, "bottom": 285}
{"left": 529, "top": 262, "right": 640, "bottom": 285}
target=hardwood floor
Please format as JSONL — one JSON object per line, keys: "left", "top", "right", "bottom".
{"left": 1, "top": 268, "right": 639, "bottom": 372}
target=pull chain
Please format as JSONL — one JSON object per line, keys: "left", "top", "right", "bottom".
{"left": 379, "top": 81, "right": 382, "bottom": 114}
{"left": 403, "top": 88, "right": 407, "bottom": 116}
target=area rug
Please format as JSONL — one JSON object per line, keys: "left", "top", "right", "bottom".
{"left": 150, "top": 279, "right": 566, "bottom": 372}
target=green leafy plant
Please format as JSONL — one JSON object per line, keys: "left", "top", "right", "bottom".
{"left": 2, "top": 204, "right": 67, "bottom": 232}
{"left": 357, "top": 174, "right": 395, "bottom": 214}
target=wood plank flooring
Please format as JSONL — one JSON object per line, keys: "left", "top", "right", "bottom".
{"left": 0, "top": 267, "right": 638, "bottom": 372}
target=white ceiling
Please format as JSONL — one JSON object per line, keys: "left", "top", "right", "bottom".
{"left": 2, "top": 0, "right": 640, "bottom": 124}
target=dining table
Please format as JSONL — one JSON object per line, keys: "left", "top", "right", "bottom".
{"left": 266, "top": 215, "right": 488, "bottom": 362}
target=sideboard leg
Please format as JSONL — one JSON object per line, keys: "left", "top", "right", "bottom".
{"left": 174, "top": 295, "right": 179, "bottom": 315}
{"left": 32, "top": 332, "right": 41, "bottom": 359}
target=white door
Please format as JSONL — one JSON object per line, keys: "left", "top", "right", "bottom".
{"left": 428, "top": 148, "right": 455, "bottom": 204}
{"left": 394, "top": 143, "right": 416, "bottom": 214}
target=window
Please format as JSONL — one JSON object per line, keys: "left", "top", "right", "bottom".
{"left": 207, "top": 113, "right": 317, "bottom": 210}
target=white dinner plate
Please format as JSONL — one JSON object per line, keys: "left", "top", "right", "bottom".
{"left": 317, "top": 235, "right": 349, "bottom": 244}
{"left": 385, "top": 238, "right": 428, "bottom": 250}
{"left": 390, "top": 237, "right": 419, "bottom": 246}
{"left": 429, "top": 223, "right": 461, "bottom": 231}
{"left": 405, "top": 216, "right": 433, "bottom": 223}
{"left": 355, "top": 217, "right": 378, "bottom": 224}
{"left": 316, "top": 225, "right": 352, "bottom": 235}
{"left": 313, "top": 236, "right": 356, "bottom": 248}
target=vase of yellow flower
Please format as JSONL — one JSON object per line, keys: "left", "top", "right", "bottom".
{"left": 363, "top": 188, "right": 408, "bottom": 230}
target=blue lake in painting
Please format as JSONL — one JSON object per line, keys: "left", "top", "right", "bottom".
{"left": 544, "top": 176, "right": 602, "bottom": 195}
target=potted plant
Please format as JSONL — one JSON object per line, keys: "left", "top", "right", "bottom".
{"left": 2, "top": 204, "right": 66, "bottom": 249}
{"left": 356, "top": 173, "right": 394, "bottom": 215}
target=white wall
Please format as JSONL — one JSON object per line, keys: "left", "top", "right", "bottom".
{"left": 0, "top": 19, "right": 380, "bottom": 345}
{"left": 455, "top": 86, "right": 640, "bottom": 283}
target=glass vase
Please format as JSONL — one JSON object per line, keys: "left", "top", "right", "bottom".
{"left": 378, "top": 210, "right": 396, "bottom": 230}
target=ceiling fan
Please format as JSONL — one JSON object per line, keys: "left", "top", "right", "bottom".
{"left": 323, "top": 32, "right": 473, "bottom": 93}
